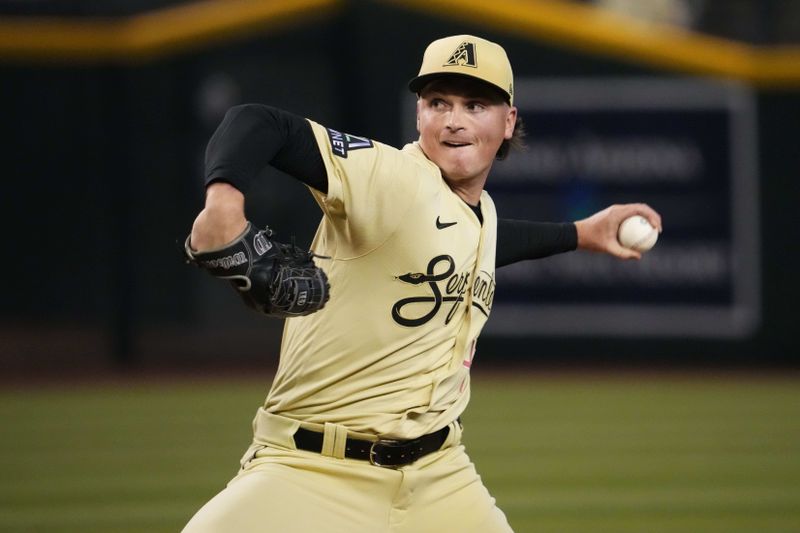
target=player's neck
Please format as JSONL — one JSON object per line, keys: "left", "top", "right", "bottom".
{"left": 444, "top": 176, "right": 485, "bottom": 206}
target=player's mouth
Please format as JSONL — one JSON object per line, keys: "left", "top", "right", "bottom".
{"left": 442, "top": 140, "right": 472, "bottom": 148}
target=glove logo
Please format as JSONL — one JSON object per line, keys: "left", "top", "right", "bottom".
{"left": 199, "top": 252, "right": 247, "bottom": 270}
{"left": 253, "top": 232, "right": 273, "bottom": 256}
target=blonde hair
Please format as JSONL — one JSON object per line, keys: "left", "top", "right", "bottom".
{"left": 496, "top": 115, "right": 526, "bottom": 160}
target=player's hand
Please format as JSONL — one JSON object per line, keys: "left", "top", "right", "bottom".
{"left": 184, "top": 222, "right": 330, "bottom": 318}
{"left": 574, "top": 203, "right": 662, "bottom": 260}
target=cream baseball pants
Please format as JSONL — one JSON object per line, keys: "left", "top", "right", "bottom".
{"left": 182, "top": 409, "right": 513, "bottom": 533}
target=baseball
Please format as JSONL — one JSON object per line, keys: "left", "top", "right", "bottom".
{"left": 617, "top": 215, "right": 658, "bottom": 252}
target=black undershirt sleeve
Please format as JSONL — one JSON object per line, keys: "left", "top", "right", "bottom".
{"left": 204, "top": 104, "right": 328, "bottom": 194}
{"left": 496, "top": 219, "right": 578, "bottom": 268}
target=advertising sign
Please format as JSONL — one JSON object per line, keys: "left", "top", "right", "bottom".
{"left": 484, "top": 78, "right": 759, "bottom": 337}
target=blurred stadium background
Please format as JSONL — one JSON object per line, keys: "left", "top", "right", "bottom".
{"left": 1, "top": 0, "right": 799, "bottom": 531}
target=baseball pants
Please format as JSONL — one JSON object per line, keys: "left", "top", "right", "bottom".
{"left": 182, "top": 409, "right": 513, "bottom": 533}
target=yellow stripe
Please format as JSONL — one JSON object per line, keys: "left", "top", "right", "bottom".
{"left": 122, "top": 0, "right": 338, "bottom": 58}
{"left": 0, "top": 0, "right": 339, "bottom": 61}
{"left": 0, "top": 0, "right": 798, "bottom": 87}
{"left": 751, "top": 46, "right": 800, "bottom": 85}
{"left": 0, "top": 18, "right": 117, "bottom": 60}
{"left": 392, "top": 0, "right": 800, "bottom": 88}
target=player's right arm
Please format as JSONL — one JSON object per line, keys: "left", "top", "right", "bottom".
{"left": 190, "top": 104, "right": 329, "bottom": 251}
{"left": 186, "top": 105, "right": 332, "bottom": 317}
{"left": 191, "top": 102, "right": 418, "bottom": 261}
{"left": 189, "top": 182, "right": 246, "bottom": 251}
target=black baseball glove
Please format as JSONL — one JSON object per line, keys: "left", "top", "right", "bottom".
{"left": 184, "top": 222, "right": 329, "bottom": 318}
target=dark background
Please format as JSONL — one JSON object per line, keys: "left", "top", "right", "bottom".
{"left": 1, "top": 1, "right": 798, "bottom": 374}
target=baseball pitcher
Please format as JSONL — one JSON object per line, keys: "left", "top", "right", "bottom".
{"left": 182, "top": 35, "right": 662, "bottom": 532}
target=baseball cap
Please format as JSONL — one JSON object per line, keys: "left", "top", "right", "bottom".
{"left": 408, "top": 35, "right": 514, "bottom": 105}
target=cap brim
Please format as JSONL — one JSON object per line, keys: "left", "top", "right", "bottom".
{"left": 408, "top": 73, "right": 510, "bottom": 103}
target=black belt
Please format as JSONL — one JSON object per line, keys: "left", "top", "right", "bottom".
{"left": 293, "top": 425, "right": 450, "bottom": 468}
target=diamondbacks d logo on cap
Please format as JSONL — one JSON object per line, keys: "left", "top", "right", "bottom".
{"left": 443, "top": 41, "right": 477, "bottom": 68}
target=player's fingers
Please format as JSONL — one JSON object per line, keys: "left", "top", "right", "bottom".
{"left": 609, "top": 239, "right": 642, "bottom": 260}
{"left": 618, "top": 248, "right": 642, "bottom": 260}
{"left": 631, "top": 203, "right": 662, "bottom": 233}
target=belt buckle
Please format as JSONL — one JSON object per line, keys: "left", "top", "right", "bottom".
{"left": 369, "top": 439, "right": 402, "bottom": 468}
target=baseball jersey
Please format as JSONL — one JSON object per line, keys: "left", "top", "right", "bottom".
{"left": 263, "top": 120, "right": 497, "bottom": 439}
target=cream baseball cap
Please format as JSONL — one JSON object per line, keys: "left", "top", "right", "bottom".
{"left": 408, "top": 34, "right": 514, "bottom": 105}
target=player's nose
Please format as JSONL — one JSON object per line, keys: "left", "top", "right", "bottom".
{"left": 445, "top": 105, "right": 466, "bottom": 131}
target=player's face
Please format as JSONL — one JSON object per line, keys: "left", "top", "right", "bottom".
{"left": 416, "top": 78, "right": 516, "bottom": 195}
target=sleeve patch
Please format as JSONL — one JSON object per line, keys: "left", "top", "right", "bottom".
{"left": 326, "top": 128, "right": 374, "bottom": 158}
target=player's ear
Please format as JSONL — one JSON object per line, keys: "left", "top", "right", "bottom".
{"left": 415, "top": 99, "right": 422, "bottom": 133}
{"left": 504, "top": 106, "right": 517, "bottom": 140}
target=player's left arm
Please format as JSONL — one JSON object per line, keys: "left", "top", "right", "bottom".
{"left": 496, "top": 219, "right": 576, "bottom": 267}
{"left": 496, "top": 203, "right": 662, "bottom": 267}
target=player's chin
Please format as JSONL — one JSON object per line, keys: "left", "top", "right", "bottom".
{"left": 439, "top": 155, "right": 482, "bottom": 179}
{"left": 440, "top": 164, "right": 473, "bottom": 183}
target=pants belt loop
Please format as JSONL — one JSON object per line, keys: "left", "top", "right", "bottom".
{"left": 447, "top": 418, "right": 463, "bottom": 447}
{"left": 321, "top": 422, "right": 348, "bottom": 459}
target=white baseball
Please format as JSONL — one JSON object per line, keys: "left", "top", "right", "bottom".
{"left": 617, "top": 215, "right": 658, "bottom": 252}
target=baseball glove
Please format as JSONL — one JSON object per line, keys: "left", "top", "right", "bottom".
{"left": 184, "top": 222, "right": 329, "bottom": 318}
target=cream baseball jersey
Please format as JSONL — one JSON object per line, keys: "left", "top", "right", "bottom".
{"left": 263, "top": 120, "right": 497, "bottom": 439}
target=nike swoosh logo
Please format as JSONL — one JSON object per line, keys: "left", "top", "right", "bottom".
{"left": 436, "top": 216, "right": 457, "bottom": 229}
